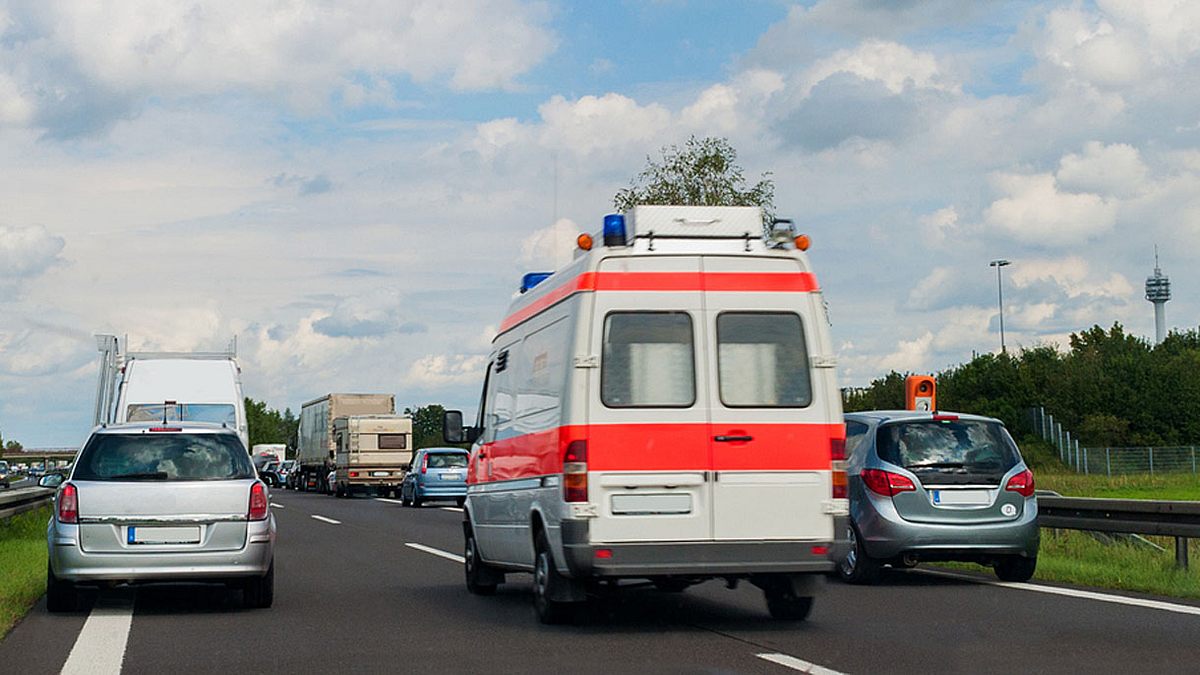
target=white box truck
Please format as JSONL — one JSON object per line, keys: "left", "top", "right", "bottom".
{"left": 296, "top": 394, "right": 395, "bottom": 492}
{"left": 331, "top": 415, "right": 413, "bottom": 497}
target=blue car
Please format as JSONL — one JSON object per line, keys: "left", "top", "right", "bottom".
{"left": 401, "top": 448, "right": 469, "bottom": 507}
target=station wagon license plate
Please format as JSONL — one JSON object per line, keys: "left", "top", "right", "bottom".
{"left": 127, "top": 526, "right": 201, "bottom": 545}
{"left": 440, "top": 473, "right": 463, "bottom": 481}
{"left": 931, "top": 489, "right": 989, "bottom": 506}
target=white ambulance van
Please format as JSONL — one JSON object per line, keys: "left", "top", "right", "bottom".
{"left": 444, "top": 205, "right": 849, "bottom": 623}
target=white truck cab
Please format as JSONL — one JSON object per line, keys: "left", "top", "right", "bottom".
{"left": 445, "top": 206, "right": 849, "bottom": 623}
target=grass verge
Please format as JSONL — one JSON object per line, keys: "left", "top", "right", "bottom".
{"left": 0, "top": 506, "right": 50, "bottom": 638}
{"left": 1037, "top": 472, "right": 1200, "bottom": 500}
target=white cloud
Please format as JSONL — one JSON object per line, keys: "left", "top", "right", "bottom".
{"left": 537, "top": 94, "right": 671, "bottom": 156}
{"left": 406, "top": 353, "right": 487, "bottom": 387}
{"left": 1056, "top": 141, "right": 1148, "bottom": 198}
{"left": 878, "top": 331, "right": 934, "bottom": 373}
{"left": 920, "top": 206, "right": 960, "bottom": 247}
{"left": 0, "top": 224, "right": 65, "bottom": 279}
{"left": 983, "top": 173, "right": 1117, "bottom": 246}
{"left": 520, "top": 218, "right": 581, "bottom": 270}
{"left": 799, "top": 40, "right": 957, "bottom": 98}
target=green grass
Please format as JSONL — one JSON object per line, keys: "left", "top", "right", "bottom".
{"left": 0, "top": 506, "right": 50, "bottom": 638}
{"left": 1037, "top": 471, "right": 1200, "bottom": 500}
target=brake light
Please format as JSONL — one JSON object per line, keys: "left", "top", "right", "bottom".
{"left": 1005, "top": 469, "right": 1035, "bottom": 497}
{"left": 861, "top": 468, "right": 916, "bottom": 497}
{"left": 932, "top": 414, "right": 959, "bottom": 421}
{"left": 248, "top": 481, "right": 269, "bottom": 520}
{"left": 349, "top": 471, "right": 359, "bottom": 478}
{"left": 58, "top": 483, "right": 78, "bottom": 524}
{"left": 563, "top": 440, "right": 587, "bottom": 503}
{"left": 149, "top": 427, "right": 182, "bottom": 432}
{"left": 830, "top": 437, "right": 847, "bottom": 498}
{"left": 421, "top": 454, "right": 429, "bottom": 474}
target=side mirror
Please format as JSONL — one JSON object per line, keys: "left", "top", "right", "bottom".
{"left": 444, "top": 410, "right": 465, "bottom": 444}
{"left": 39, "top": 473, "right": 65, "bottom": 489}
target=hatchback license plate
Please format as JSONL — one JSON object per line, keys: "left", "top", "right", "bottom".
{"left": 128, "top": 526, "right": 201, "bottom": 545}
{"left": 440, "top": 473, "right": 463, "bottom": 481}
{"left": 931, "top": 489, "right": 989, "bottom": 506}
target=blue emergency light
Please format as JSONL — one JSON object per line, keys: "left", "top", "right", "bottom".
{"left": 520, "top": 272, "right": 553, "bottom": 294}
{"left": 603, "top": 214, "right": 627, "bottom": 246}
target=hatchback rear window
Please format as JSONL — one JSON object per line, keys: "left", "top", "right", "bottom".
{"left": 876, "top": 420, "right": 1019, "bottom": 474}
{"left": 426, "top": 453, "right": 468, "bottom": 469}
{"left": 602, "top": 312, "right": 696, "bottom": 408}
{"left": 73, "top": 433, "right": 254, "bottom": 481}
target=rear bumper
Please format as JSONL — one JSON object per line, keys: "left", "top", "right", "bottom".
{"left": 415, "top": 484, "right": 468, "bottom": 498}
{"left": 560, "top": 517, "right": 847, "bottom": 578}
{"left": 858, "top": 499, "right": 1040, "bottom": 560}
{"left": 49, "top": 519, "right": 275, "bottom": 583}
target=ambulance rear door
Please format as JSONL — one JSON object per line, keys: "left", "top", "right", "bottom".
{"left": 701, "top": 255, "right": 836, "bottom": 541}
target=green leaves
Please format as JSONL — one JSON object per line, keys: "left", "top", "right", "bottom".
{"left": 244, "top": 398, "right": 297, "bottom": 454}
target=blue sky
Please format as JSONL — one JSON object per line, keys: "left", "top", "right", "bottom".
{"left": 2, "top": 0, "right": 1199, "bottom": 446}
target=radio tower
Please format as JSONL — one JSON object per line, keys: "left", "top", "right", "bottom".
{"left": 1145, "top": 247, "right": 1170, "bottom": 345}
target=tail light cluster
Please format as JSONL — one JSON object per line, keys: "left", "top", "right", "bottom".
{"left": 248, "top": 481, "right": 269, "bottom": 520}
{"left": 1005, "top": 469, "right": 1035, "bottom": 497}
{"left": 830, "top": 437, "right": 847, "bottom": 499}
{"left": 420, "top": 454, "right": 429, "bottom": 474}
{"left": 563, "top": 440, "right": 587, "bottom": 502}
{"left": 58, "top": 483, "right": 79, "bottom": 524}
{"left": 861, "top": 468, "right": 916, "bottom": 497}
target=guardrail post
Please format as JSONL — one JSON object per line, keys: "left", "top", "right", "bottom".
{"left": 1149, "top": 447, "right": 1154, "bottom": 476}
{"left": 1176, "top": 537, "right": 1189, "bottom": 570}
{"left": 1192, "top": 446, "right": 1196, "bottom": 475}
{"left": 1083, "top": 446, "right": 1089, "bottom": 475}
{"left": 1106, "top": 448, "right": 1111, "bottom": 477}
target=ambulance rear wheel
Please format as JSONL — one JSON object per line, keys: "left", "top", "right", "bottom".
{"left": 464, "top": 528, "right": 499, "bottom": 596}
{"left": 764, "top": 585, "right": 814, "bottom": 621}
{"left": 533, "top": 532, "right": 576, "bottom": 624}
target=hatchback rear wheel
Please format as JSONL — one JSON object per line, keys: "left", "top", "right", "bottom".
{"left": 838, "top": 524, "right": 880, "bottom": 584}
{"left": 993, "top": 555, "right": 1036, "bottom": 582}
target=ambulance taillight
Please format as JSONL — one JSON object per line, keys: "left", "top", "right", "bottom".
{"left": 830, "top": 437, "right": 847, "bottom": 499}
{"left": 562, "top": 440, "right": 588, "bottom": 502}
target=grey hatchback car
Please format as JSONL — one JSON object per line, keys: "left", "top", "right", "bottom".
{"left": 838, "top": 411, "right": 1038, "bottom": 584}
{"left": 42, "top": 423, "right": 276, "bottom": 611}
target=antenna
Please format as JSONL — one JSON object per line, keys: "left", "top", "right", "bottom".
{"left": 1145, "top": 246, "right": 1170, "bottom": 345}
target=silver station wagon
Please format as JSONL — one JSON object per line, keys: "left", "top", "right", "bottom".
{"left": 838, "top": 411, "right": 1038, "bottom": 584}
{"left": 42, "top": 423, "right": 276, "bottom": 611}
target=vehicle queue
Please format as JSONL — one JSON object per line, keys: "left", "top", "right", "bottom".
{"left": 35, "top": 205, "right": 1038, "bottom": 624}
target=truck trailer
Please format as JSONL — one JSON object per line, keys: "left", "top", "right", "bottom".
{"left": 297, "top": 393, "right": 395, "bottom": 492}
{"left": 331, "top": 415, "right": 413, "bottom": 497}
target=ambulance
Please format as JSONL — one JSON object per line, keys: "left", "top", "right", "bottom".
{"left": 444, "top": 205, "right": 849, "bottom": 623}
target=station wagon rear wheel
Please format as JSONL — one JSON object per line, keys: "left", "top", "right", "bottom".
{"left": 242, "top": 562, "right": 275, "bottom": 609}
{"left": 45, "top": 563, "right": 79, "bottom": 613}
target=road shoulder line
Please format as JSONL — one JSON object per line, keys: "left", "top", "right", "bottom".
{"left": 757, "top": 653, "right": 844, "bottom": 674}
{"left": 61, "top": 595, "right": 134, "bottom": 675}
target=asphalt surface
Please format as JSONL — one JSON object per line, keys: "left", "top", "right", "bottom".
{"left": 3, "top": 489, "right": 1199, "bottom": 674}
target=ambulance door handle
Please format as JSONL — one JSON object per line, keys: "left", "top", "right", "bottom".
{"left": 714, "top": 435, "right": 753, "bottom": 443}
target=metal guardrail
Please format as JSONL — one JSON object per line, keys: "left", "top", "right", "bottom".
{"left": 0, "top": 487, "right": 55, "bottom": 521}
{"left": 1038, "top": 494, "right": 1200, "bottom": 569}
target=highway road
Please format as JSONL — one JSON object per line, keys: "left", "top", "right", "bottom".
{"left": 3, "top": 489, "right": 1199, "bottom": 674}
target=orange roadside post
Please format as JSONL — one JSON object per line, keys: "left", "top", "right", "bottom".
{"left": 905, "top": 376, "right": 936, "bottom": 412}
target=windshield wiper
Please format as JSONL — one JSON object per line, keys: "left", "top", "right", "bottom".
{"left": 108, "top": 471, "right": 170, "bottom": 480}
{"left": 907, "top": 462, "right": 967, "bottom": 470}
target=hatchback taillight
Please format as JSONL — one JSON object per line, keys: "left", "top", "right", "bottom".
{"left": 563, "top": 440, "right": 588, "bottom": 503}
{"left": 420, "top": 454, "right": 429, "bottom": 474}
{"left": 248, "top": 481, "right": 269, "bottom": 521}
{"left": 861, "top": 468, "right": 916, "bottom": 497}
{"left": 58, "top": 483, "right": 78, "bottom": 524}
{"left": 1005, "top": 469, "right": 1035, "bottom": 497}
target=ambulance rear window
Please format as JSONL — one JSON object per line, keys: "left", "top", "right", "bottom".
{"left": 716, "top": 312, "right": 812, "bottom": 407}
{"left": 601, "top": 312, "right": 696, "bottom": 408}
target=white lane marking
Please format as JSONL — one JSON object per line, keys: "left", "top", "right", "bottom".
{"left": 405, "top": 542, "right": 465, "bottom": 563}
{"left": 374, "top": 498, "right": 404, "bottom": 505}
{"left": 916, "top": 568, "right": 1200, "bottom": 617}
{"left": 61, "top": 597, "right": 134, "bottom": 675}
{"left": 270, "top": 503, "right": 285, "bottom": 509}
{"left": 310, "top": 515, "right": 341, "bottom": 525}
{"left": 439, "top": 507, "right": 463, "bottom": 513}
{"left": 757, "top": 653, "right": 844, "bottom": 674}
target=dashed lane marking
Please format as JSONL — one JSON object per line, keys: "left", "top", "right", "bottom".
{"left": 270, "top": 503, "right": 284, "bottom": 509}
{"left": 916, "top": 568, "right": 1200, "bottom": 617}
{"left": 439, "top": 507, "right": 463, "bottom": 513}
{"left": 756, "top": 653, "right": 844, "bottom": 674}
{"left": 310, "top": 515, "right": 341, "bottom": 525}
{"left": 374, "top": 498, "right": 404, "bottom": 505}
{"left": 405, "top": 542, "right": 465, "bottom": 563}
{"left": 61, "top": 593, "right": 134, "bottom": 675}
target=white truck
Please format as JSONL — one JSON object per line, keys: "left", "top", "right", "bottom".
{"left": 93, "top": 335, "right": 249, "bottom": 449}
{"left": 331, "top": 415, "right": 413, "bottom": 497}
{"left": 296, "top": 393, "right": 396, "bottom": 492}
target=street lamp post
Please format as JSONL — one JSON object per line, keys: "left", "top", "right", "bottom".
{"left": 989, "top": 259, "right": 1011, "bottom": 353}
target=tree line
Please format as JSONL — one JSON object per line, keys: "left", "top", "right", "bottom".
{"left": 845, "top": 323, "right": 1200, "bottom": 447}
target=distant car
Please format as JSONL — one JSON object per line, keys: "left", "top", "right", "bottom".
{"left": 0, "top": 460, "right": 9, "bottom": 489}
{"left": 400, "top": 448, "right": 468, "bottom": 507}
{"left": 41, "top": 422, "right": 276, "bottom": 612}
{"left": 838, "top": 411, "right": 1038, "bottom": 584}
{"left": 277, "top": 460, "right": 296, "bottom": 488}
{"left": 286, "top": 460, "right": 304, "bottom": 490}
{"left": 259, "top": 461, "right": 285, "bottom": 488}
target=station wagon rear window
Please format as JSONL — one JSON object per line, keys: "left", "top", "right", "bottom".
{"left": 876, "top": 420, "right": 1019, "bottom": 475}
{"left": 716, "top": 312, "right": 812, "bottom": 407}
{"left": 602, "top": 312, "right": 696, "bottom": 408}
{"left": 73, "top": 434, "right": 255, "bottom": 481}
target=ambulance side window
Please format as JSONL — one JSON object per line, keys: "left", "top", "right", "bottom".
{"left": 491, "top": 343, "right": 520, "bottom": 435}
{"left": 474, "top": 366, "right": 492, "bottom": 438}
{"left": 716, "top": 312, "right": 812, "bottom": 407}
{"left": 601, "top": 312, "right": 696, "bottom": 408}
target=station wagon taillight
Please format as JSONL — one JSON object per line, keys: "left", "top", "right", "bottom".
{"left": 58, "top": 483, "right": 78, "bottom": 524}
{"left": 1005, "top": 469, "right": 1035, "bottom": 498}
{"left": 861, "top": 468, "right": 916, "bottom": 497}
{"left": 562, "top": 440, "right": 588, "bottom": 503}
{"left": 248, "top": 481, "right": 269, "bottom": 521}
